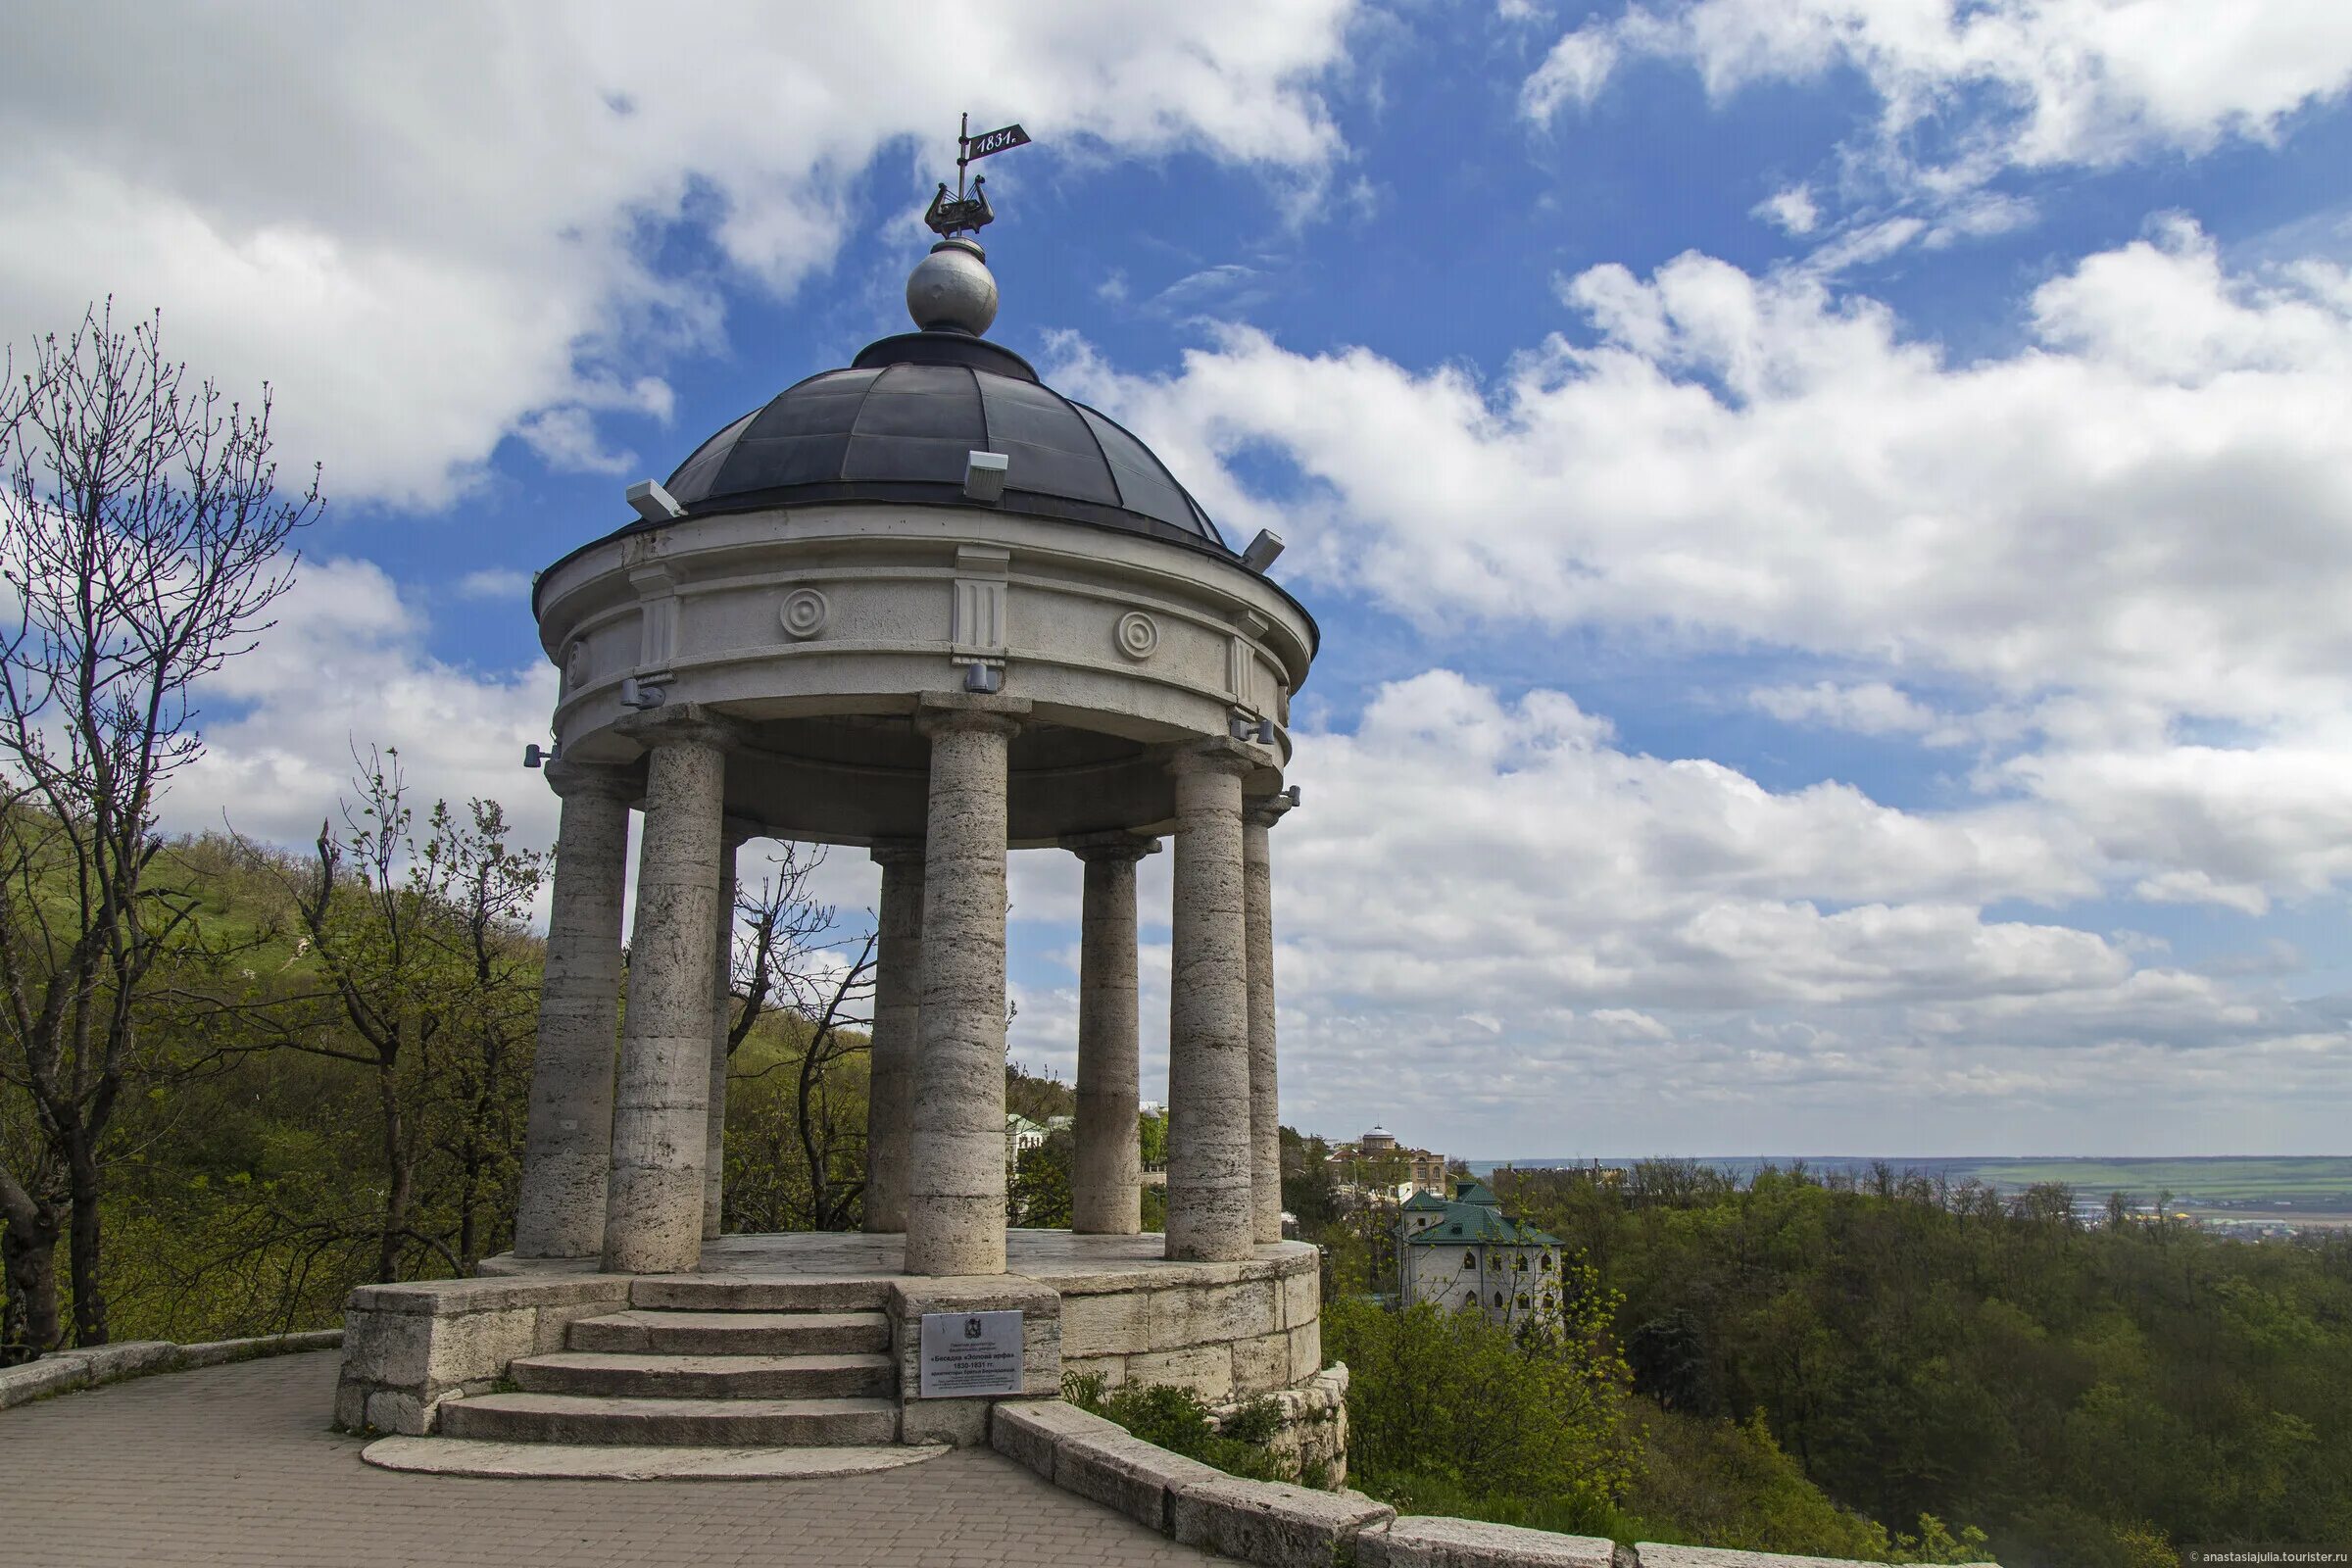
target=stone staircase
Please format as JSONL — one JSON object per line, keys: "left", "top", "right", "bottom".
{"left": 366, "top": 1278, "right": 928, "bottom": 1478}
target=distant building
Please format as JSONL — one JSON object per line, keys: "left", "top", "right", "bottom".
{"left": 1005, "top": 1114, "right": 1048, "bottom": 1162}
{"left": 1326, "top": 1125, "right": 1448, "bottom": 1204}
{"left": 1398, "top": 1179, "right": 1568, "bottom": 1333}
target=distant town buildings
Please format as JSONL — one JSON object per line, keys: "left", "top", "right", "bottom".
{"left": 1398, "top": 1179, "right": 1568, "bottom": 1333}
{"left": 1327, "top": 1125, "right": 1450, "bottom": 1204}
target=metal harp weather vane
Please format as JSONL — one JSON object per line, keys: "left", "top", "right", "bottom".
{"left": 925, "top": 111, "right": 1030, "bottom": 239}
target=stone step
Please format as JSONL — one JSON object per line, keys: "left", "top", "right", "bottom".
{"left": 569, "top": 1308, "right": 890, "bottom": 1356}
{"left": 439, "top": 1392, "right": 900, "bottom": 1447}
{"left": 510, "top": 1350, "right": 895, "bottom": 1400}
{"left": 629, "top": 1275, "right": 893, "bottom": 1313}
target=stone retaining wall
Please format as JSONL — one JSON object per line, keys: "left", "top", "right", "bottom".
{"left": 0, "top": 1330, "right": 342, "bottom": 1411}
{"left": 1057, "top": 1243, "right": 1319, "bottom": 1400}
{"left": 991, "top": 1399, "right": 1996, "bottom": 1568}
{"left": 1207, "top": 1362, "right": 1348, "bottom": 1488}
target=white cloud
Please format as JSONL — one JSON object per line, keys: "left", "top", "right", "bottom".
{"left": 455, "top": 567, "right": 535, "bottom": 603}
{"left": 0, "top": 2, "right": 1359, "bottom": 506}
{"left": 1751, "top": 680, "right": 1948, "bottom": 740}
{"left": 1752, "top": 184, "right": 1819, "bottom": 235}
{"left": 1529, "top": 1, "right": 2352, "bottom": 165}
{"left": 1053, "top": 220, "right": 2352, "bottom": 923}
{"left": 1243, "top": 671, "right": 2349, "bottom": 1151}
{"left": 1057, "top": 220, "right": 2352, "bottom": 729}
{"left": 173, "top": 558, "right": 558, "bottom": 850}
{"left": 1527, "top": 1, "right": 2352, "bottom": 257}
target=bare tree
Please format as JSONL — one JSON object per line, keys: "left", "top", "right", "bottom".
{"left": 723, "top": 844, "right": 876, "bottom": 1231}
{"left": 260, "top": 749, "right": 543, "bottom": 1284}
{"left": 0, "top": 304, "right": 317, "bottom": 1354}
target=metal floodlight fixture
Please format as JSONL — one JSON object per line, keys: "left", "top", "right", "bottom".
{"left": 626, "top": 479, "right": 687, "bottom": 524}
{"left": 963, "top": 662, "right": 1004, "bottom": 694}
{"left": 1229, "top": 712, "right": 1274, "bottom": 744}
{"left": 1284, "top": 783, "right": 1301, "bottom": 808}
{"left": 964, "top": 450, "right": 1009, "bottom": 505}
{"left": 619, "top": 676, "right": 668, "bottom": 710}
{"left": 1241, "top": 528, "right": 1286, "bottom": 573}
{"left": 522, "top": 743, "right": 548, "bottom": 768}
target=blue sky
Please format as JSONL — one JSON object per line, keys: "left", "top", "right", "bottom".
{"left": 6, "top": 2, "right": 2351, "bottom": 1159}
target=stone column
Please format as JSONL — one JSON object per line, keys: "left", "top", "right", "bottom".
{"left": 1066, "top": 832, "right": 1158, "bottom": 1235}
{"left": 514, "top": 760, "right": 634, "bottom": 1258}
{"left": 864, "top": 841, "right": 925, "bottom": 1234}
{"left": 1243, "top": 792, "right": 1294, "bottom": 1246}
{"left": 906, "top": 695, "right": 1026, "bottom": 1277}
{"left": 603, "top": 707, "right": 739, "bottom": 1275}
{"left": 1164, "top": 738, "right": 1259, "bottom": 1263}
{"left": 703, "top": 827, "right": 749, "bottom": 1242}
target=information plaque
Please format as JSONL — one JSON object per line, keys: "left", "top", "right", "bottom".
{"left": 917, "top": 1308, "right": 1025, "bottom": 1398}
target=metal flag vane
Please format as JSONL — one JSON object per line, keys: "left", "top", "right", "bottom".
{"left": 925, "top": 111, "right": 1030, "bottom": 239}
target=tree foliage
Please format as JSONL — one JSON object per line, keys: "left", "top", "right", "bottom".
{"left": 0, "top": 302, "right": 317, "bottom": 1355}
{"left": 1491, "top": 1160, "right": 2352, "bottom": 1566}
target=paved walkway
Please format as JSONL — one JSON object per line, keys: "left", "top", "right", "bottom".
{"left": 5, "top": 1351, "right": 1216, "bottom": 1567}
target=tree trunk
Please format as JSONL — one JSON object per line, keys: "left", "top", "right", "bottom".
{"left": 374, "top": 1061, "right": 411, "bottom": 1284}
{"left": 0, "top": 1192, "right": 64, "bottom": 1361}
{"left": 66, "top": 1142, "right": 107, "bottom": 1346}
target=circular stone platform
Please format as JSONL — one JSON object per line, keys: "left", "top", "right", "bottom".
{"left": 485, "top": 1230, "right": 1324, "bottom": 1403}
{"left": 361, "top": 1435, "right": 949, "bottom": 1481}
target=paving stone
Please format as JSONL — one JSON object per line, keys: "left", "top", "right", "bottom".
{"left": 0, "top": 1352, "right": 1214, "bottom": 1565}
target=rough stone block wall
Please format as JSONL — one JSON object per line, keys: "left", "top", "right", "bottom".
{"left": 1056, "top": 1246, "right": 1320, "bottom": 1399}
{"left": 333, "top": 1276, "right": 632, "bottom": 1435}
{"left": 1208, "top": 1363, "right": 1349, "bottom": 1488}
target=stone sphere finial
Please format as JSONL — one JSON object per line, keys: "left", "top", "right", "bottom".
{"left": 906, "top": 238, "right": 998, "bottom": 336}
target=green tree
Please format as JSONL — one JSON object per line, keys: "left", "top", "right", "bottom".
{"left": 0, "top": 303, "right": 317, "bottom": 1355}
{"left": 267, "top": 751, "right": 542, "bottom": 1282}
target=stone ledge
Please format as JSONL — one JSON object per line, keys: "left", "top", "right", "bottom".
{"left": 1170, "top": 1474, "right": 1396, "bottom": 1568}
{"left": 347, "top": 1276, "right": 632, "bottom": 1315}
{"left": 1359, "top": 1516, "right": 1620, "bottom": 1567}
{"left": 178, "top": 1329, "right": 345, "bottom": 1368}
{"left": 0, "top": 1341, "right": 177, "bottom": 1408}
{"left": 1, "top": 1332, "right": 340, "bottom": 1411}
{"left": 1636, "top": 1547, "right": 1989, "bottom": 1568}
{"left": 0, "top": 1353, "right": 97, "bottom": 1409}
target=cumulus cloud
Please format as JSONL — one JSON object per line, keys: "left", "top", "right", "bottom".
{"left": 0, "top": 1, "right": 1359, "bottom": 506}
{"left": 1751, "top": 185, "right": 1819, "bottom": 235}
{"left": 1053, "top": 220, "right": 2352, "bottom": 926}
{"left": 1750, "top": 680, "right": 1942, "bottom": 737}
{"left": 1527, "top": 1, "right": 2352, "bottom": 258}
{"left": 1141, "top": 671, "right": 2344, "bottom": 1152}
{"left": 1057, "top": 220, "right": 2352, "bottom": 726}
{"left": 172, "top": 558, "right": 558, "bottom": 850}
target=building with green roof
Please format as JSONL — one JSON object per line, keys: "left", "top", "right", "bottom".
{"left": 1398, "top": 1178, "right": 1567, "bottom": 1332}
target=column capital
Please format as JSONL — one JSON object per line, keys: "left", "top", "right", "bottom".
{"left": 1243, "top": 790, "right": 1298, "bottom": 831}
{"left": 616, "top": 701, "right": 750, "bottom": 754}
{"left": 1164, "top": 734, "right": 1260, "bottom": 779}
{"left": 869, "top": 837, "right": 928, "bottom": 869}
{"left": 913, "top": 691, "right": 1030, "bottom": 739}
{"left": 720, "top": 815, "right": 763, "bottom": 851}
{"left": 541, "top": 757, "right": 636, "bottom": 803}
{"left": 1062, "top": 830, "right": 1161, "bottom": 865}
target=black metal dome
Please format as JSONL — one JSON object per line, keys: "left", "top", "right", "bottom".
{"left": 660, "top": 330, "right": 1230, "bottom": 555}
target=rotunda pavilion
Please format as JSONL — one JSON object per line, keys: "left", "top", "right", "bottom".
{"left": 508, "top": 230, "right": 1313, "bottom": 1285}
{"left": 335, "top": 166, "right": 1338, "bottom": 1472}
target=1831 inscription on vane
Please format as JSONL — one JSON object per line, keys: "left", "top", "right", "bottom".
{"left": 917, "top": 1309, "right": 1025, "bottom": 1397}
